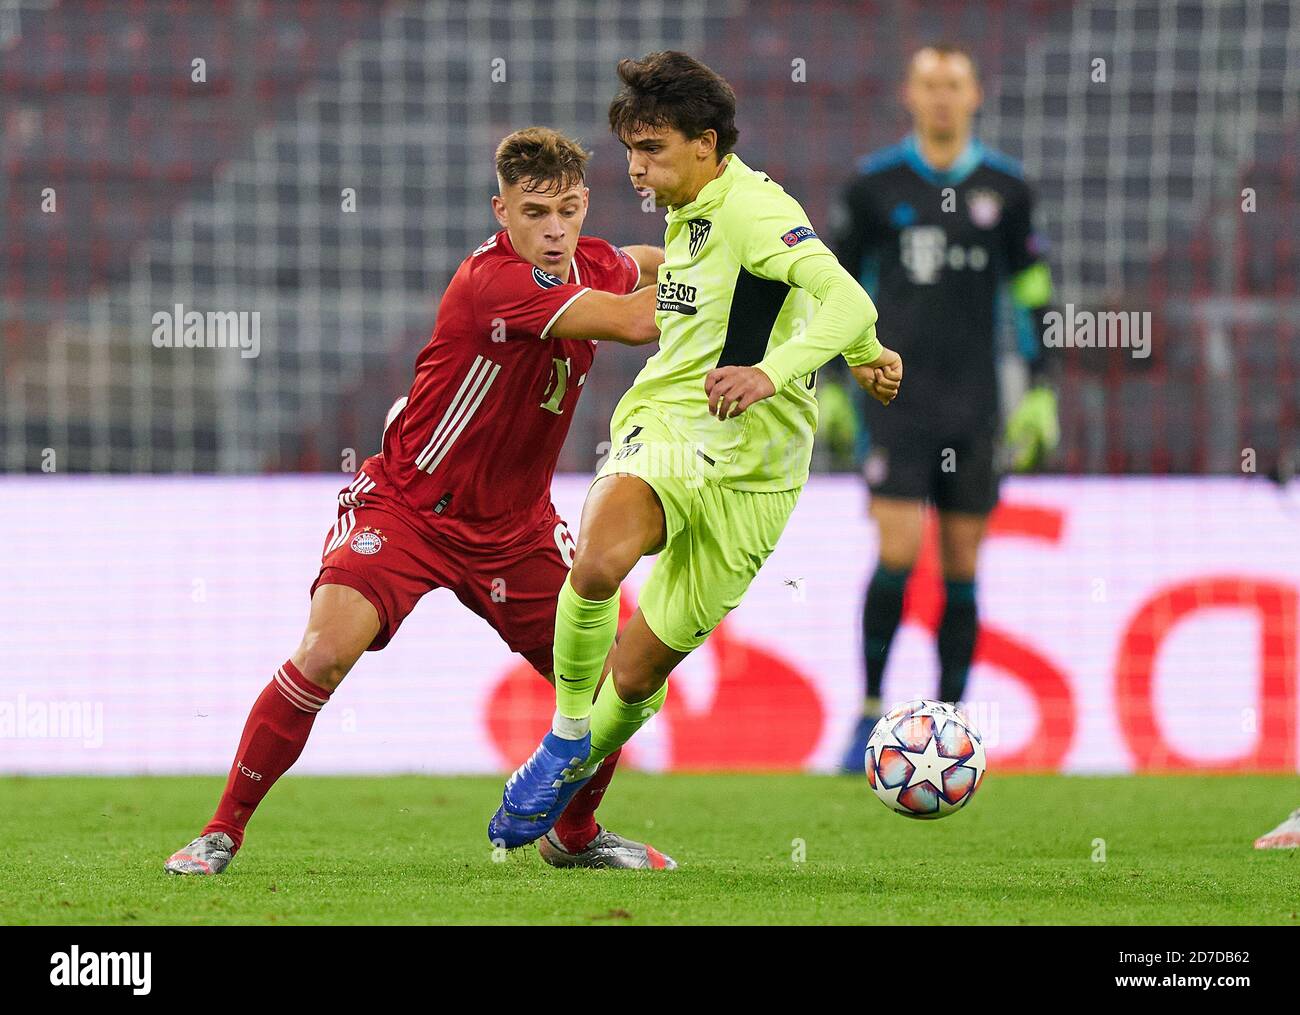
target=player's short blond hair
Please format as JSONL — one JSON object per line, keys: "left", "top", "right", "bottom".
{"left": 494, "top": 127, "right": 589, "bottom": 195}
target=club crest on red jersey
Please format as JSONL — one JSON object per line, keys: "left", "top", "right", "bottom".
{"left": 350, "top": 526, "right": 388, "bottom": 555}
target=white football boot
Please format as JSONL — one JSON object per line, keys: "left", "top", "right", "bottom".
{"left": 1254, "top": 808, "right": 1300, "bottom": 849}
{"left": 537, "top": 826, "right": 677, "bottom": 870}
{"left": 164, "top": 831, "right": 236, "bottom": 874}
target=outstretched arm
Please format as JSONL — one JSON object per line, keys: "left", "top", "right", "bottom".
{"left": 620, "top": 244, "right": 665, "bottom": 290}
{"left": 548, "top": 284, "right": 660, "bottom": 346}
{"left": 753, "top": 253, "right": 882, "bottom": 387}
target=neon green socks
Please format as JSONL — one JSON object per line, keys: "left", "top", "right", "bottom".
{"left": 551, "top": 571, "right": 669, "bottom": 760}
{"left": 552, "top": 573, "right": 620, "bottom": 729}
{"left": 584, "top": 675, "right": 669, "bottom": 770}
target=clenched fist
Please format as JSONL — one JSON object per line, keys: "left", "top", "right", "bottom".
{"left": 850, "top": 346, "right": 902, "bottom": 406}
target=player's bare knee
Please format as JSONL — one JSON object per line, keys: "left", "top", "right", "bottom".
{"left": 879, "top": 545, "right": 920, "bottom": 572}
{"left": 877, "top": 530, "right": 921, "bottom": 571}
{"left": 872, "top": 502, "right": 924, "bottom": 570}
{"left": 939, "top": 535, "right": 980, "bottom": 581}
{"left": 569, "top": 552, "right": 626, "bottom": 601}
{"left": 938, "top": 517, "right": 986, "bottom": 579}
{"left": 941, "top": 560, "right": 979, "bottom": 583}
{"left": 612, "top": 665, "right": 664, "bottom": 706}
{"left": 291, "top": 632, "right": 352, "bottom": 692}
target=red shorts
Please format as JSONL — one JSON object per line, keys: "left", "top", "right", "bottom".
{"left": 310, "top": 457, "right": 575, "bottom": 675}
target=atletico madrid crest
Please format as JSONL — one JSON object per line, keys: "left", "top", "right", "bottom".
{"left": 687, "top": 218, "right": 711, "bottom": 258}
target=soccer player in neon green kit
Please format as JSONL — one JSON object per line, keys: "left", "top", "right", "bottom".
{"left": 489, "top": 51, "right": 903, "bottom": 854}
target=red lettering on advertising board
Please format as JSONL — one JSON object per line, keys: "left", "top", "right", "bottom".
{"left": 1115, "top": 578, "right": 1297, "bottom": 770}
{"left": 901, "top": 502, "right": 1075, "bottom": 770}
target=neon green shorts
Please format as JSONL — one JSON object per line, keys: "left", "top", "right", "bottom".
{"left": 595, "top": 406, "right": 801, "bottom": 652}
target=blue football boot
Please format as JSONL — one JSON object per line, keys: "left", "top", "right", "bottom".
{"left": 488, "top": 731, "right": 594, "bottom": 849}
{"left": 837, "top": 713, "right": 880, "bottom": 775}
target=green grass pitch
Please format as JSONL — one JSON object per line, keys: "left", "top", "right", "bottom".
{"left": 3, "top": 773, "right": 1297, "bottom": 925}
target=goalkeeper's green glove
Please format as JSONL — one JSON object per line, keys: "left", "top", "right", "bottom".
{"left": 1004, "top": 386, "right": 1060, "bottom": 472}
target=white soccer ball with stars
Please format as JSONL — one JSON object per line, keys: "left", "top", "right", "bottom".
{"left": 865, "top": 699, "right": 987, "bottom": 819}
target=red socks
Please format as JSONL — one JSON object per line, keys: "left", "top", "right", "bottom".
{"left": 553, "top": 748, "right": 622, "bottom": 852}
{"left": 204, "top": 663, "right": 617, "bottom": 855}
{"left": 204, "top": 661, "right": 331, "bottom": 851}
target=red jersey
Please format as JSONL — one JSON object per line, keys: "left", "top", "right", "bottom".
{"left": 381, "top": 229, "right": 639, "bottom": 549}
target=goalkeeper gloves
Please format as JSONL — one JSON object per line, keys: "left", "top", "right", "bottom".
{"left": 1004, "top": 386, "right": 1060, "bottom": 472}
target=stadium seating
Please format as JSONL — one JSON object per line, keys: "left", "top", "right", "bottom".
{"left": 2, "top": 0, "right": 1297, "bottom": 475}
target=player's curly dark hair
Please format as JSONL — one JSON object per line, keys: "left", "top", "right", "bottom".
{"left": 608, "top": 51, "right": 739, "bottom": 160}
{"left": 494, "top": 127, "right": 590, "bottom": 194}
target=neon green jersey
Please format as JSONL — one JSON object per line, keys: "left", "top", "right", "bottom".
{"left": 610, "top": 153, "right": 881, "bottom": 491}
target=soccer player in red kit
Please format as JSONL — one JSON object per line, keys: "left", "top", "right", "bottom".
{"left": 166, "top": 127, "right": 675, "bottom": 874}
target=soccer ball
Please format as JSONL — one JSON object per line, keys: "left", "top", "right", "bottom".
{"left": 864, "top": 699, "right": 987, "bottom": 819}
